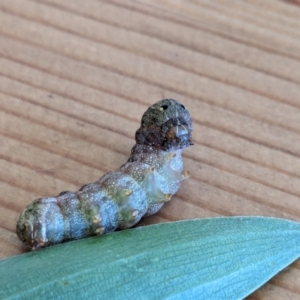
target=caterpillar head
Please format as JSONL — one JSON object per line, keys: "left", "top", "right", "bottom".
{"left": 16, "top": 198, "right": 61, "bottom": 249}
{"left": 16, "top": 203, "right": 40, "bottom": 249}
{"left": 135, "top": 99, "right": 193, "bottom": 150}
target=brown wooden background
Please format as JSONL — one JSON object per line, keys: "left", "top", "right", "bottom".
{"left": 1, "top": 0, "right": 300, "bottom": 298}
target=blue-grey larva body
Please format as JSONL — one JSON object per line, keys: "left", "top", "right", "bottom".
{"left": 16, "top": 99, "right": 193, "bottom": 249}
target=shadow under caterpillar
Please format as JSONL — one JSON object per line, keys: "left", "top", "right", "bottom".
{"left": 16, "top": 99, "right": 193, "bottom": 250}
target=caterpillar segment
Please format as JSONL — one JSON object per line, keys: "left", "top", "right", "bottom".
{"left": 16, "top": 99, "right": 193, "bottom": 249}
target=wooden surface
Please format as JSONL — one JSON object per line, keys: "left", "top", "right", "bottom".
{"left": 1, "top": 0, "right": 300, "bottom": 298}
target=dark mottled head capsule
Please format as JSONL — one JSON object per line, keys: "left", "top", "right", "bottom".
{"left": 135, "top": 99, "right": 193, "bottom": 150}
{"left": 16, "top": 203, "right": 40, "bottom": 249}
{"left": 16, "top": 197, "right": 60, "bottom": 249}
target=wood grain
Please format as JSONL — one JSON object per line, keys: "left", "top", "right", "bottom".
{"left": 0, "top": 0, "right": 300, "bottom": 298}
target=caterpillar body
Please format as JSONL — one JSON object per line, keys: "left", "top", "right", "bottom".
{"left": 16, "top": 99, "right": 193, "bottom": 250}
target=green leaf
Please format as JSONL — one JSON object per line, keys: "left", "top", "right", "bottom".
{"left": 1, "top": 217, "right": 300, "bottom": 299}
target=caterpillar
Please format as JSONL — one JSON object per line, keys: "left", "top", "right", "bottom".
{"left": 16, "top": 99, "right": 193, "bottom": 250}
